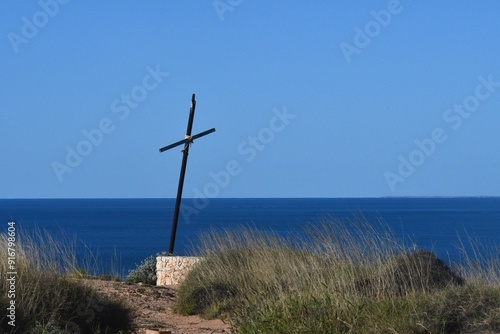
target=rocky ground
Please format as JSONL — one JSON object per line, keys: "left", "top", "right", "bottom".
{"left": 83, "top": 279, "right": 232, "bottom": 334}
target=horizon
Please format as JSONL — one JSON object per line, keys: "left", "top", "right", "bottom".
{"left": 3, "top": 196, "right": 500, "bottom": 200}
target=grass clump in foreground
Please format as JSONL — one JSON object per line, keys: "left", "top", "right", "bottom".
{"left": 0, "top": 229, "right": 133, "bottom": 334}
{"left": 176, "top": 217, "right": 500, "bottom": 333}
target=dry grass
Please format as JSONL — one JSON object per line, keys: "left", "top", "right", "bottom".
{"left": 176, "top": 217, "right": 500, "bottom": 333}
{"left": 0, "top": 228, "right": 133, "bottom": 333}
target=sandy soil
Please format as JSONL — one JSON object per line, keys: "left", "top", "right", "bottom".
{"left": 83, "top": 279, "right": 232, "bottom": 334}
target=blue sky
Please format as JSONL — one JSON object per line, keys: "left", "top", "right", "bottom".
{"left": 1, "top": 1, "right": 500, "bottom": 198}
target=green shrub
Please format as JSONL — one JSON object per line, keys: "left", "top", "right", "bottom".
{"left": 126, "top": 252, "right": 167, "bottom": 285}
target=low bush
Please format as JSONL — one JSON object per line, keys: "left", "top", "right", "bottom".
{"left": 126, "top": 252, "right": 167, "bottom": 285}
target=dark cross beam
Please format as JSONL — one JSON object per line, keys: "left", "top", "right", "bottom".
{"left": 159, "top": 94, "right": 215, "bottom": 255}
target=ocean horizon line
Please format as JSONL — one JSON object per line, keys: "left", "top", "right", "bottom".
{"left": 2, "top": 196, "right": 500, "bottom": 200}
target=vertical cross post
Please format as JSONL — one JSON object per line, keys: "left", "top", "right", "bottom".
{"left": 159, "top": 94, "right": 215, "bottom": 255}
{"left": 169, "top": 94, "right": 195, "bottom": 255}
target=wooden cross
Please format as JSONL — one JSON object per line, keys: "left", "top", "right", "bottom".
{"left": 159, "top": 94, "right": 216, "bottom": 255}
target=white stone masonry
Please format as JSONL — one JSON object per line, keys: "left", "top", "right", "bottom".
{"left": 156, "top": 256, "right": 201, "bottom": 286}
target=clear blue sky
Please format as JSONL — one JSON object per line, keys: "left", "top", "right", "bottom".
{"left": 1, "top": 1, "right": 500, "bottom": 198}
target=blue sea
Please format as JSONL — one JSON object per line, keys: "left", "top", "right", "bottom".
{"left": 1, "top": 198, "right": 499, "bottom": 277}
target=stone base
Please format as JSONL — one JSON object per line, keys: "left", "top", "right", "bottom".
{"left": 156, "top": 256, "right": 202, "bottom": 286}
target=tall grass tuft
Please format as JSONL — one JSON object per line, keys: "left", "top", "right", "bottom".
{"left": 176, "top": 217, "right": 500, "bottom": 333}
{"left": 0, "top": 228, "right": 133, "bottom": 333}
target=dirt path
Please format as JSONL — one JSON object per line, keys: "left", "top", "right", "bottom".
{"left": 83, "top": 279, "right": 232, "bottom": 334}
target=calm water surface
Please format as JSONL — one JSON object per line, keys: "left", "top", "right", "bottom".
{"left": 1, "top": 198, "right": 498, "bottom": 276}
